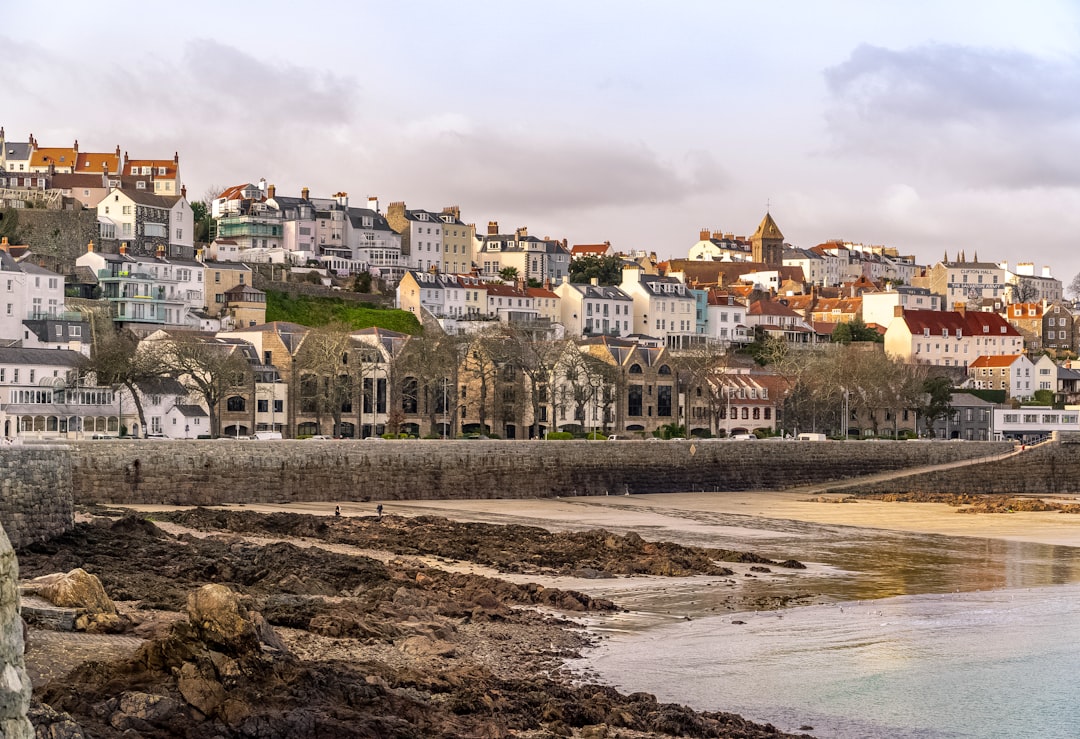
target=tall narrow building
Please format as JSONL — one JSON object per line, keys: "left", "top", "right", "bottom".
{"left": 751, "top": 211, "right": 784, "bottom": 267}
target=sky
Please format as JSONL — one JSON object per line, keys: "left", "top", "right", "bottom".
{"left": 3, "top": 1, "right": 1080, "bottom": 283}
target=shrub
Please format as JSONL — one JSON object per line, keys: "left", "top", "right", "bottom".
{"left": 545, "top": 431, "right": 574, "bottom": 440}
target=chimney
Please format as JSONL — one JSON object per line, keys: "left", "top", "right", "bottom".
{"left": 115, "top": 145, "right": 120, "bottom": 157}
{"left": 156, "top": 244, "right": 166, "bottom": 258}
{"left": 893, "top": 305, "right": 904, "bottom": 318}
{"left": 73, "top": 139, "right": 78, "bottom": 153}
{"left": 335, "top": 191, "right": 348, "bottom": 207}
{"left": 181, "top": 185, "right": 187, "bottom": 199}
{"left": 699, "top": 228, "right": 710, "bottom": 241}
{"left": 954, "top": 302, "right": 966, "bottom": 317}
{"left": 173, "top": 151, "right": 179, "bottom": 164}
{"left": 86, "top": 239, "right": 94, "bottom": 253}
{"left": 119, "top": 242, "right": 128, "bottom": 255}
{"left": 442, "top": 205, "right": 460, "bottom": 219}
{"left": 267, "top": 184, "right": 276, "bottom": 199}
{"left": 590, "top": 277, "right": 599, "bottom": 286}
{"left": 123, "top": 151, "right": 129, "bottom": 164}
{"left": 487, "top": 221, "right": 499, "bottom": 235}
{"left": 712, "top": 230, "right": 723, "bottom": 240}
{"left": 516, "top": 226, "right": 528, "bottom": 239}
{"left": 301, "top": 187, "right": 310, "bottom": 200}
{"left": 367, "top": 195, "right": 379, "bottom": 212}
{"left": 0, "top": 236, "right": 8, "bottom": 251}
{"left": 544, "top": 277, "right": 551, "bottom": 290}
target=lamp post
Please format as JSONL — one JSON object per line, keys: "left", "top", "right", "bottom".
{"left": 442, "top": 376, "right": 448, "bottom": 440}
{"left": 841, "top": 388, "right": 850, "bottom": 439}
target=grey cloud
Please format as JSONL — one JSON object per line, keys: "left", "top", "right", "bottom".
{"left": 379, "top": 130, "right": 726, "bottom": 214}
{"left": 823, "top": 44, "right": 1080, "bottom": 187}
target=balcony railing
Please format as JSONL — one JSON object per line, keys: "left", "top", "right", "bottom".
{"left": 25, "top": 311, "right": 85, "bottom": 322}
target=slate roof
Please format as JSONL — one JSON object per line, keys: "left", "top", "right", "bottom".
{"left": 0, "top": 347, "right": 84, "bottom": 366}
{"left": 175, "top": 404, "right": 208, "bottom": 418}
{"left": 565, "top": 283, "right": 632, "bottom": 301}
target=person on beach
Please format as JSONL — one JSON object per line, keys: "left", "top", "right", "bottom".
{"left": 334, "top": 505, "right": 341, "bottom": 517}
{"left": 376, "top": 504, "right": 383, "bottom": 518}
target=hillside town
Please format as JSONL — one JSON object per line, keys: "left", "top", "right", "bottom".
{"left": 2, "top": 129, "right": 1078, "bottom": 444}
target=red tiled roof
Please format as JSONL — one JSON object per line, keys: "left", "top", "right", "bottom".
{"left": 899, "top": 310, "right": 1021, "bottom": 337}
{"left": 969, "top": 354, "right": 1024, "bottom": 369}
{"left": 571, "top": 244, "right": 609, "bottom": 256}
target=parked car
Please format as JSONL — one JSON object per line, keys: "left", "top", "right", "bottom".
{"left": 305, "top": 434, "right": 333, "bottom": 440}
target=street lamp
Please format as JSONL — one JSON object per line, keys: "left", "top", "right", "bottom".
{"left": 841, "top": 388, "right": 850, "bottom": 439}
{"left": 590, "top": 376, "right": 602, "bottom": 440}
{"left": 442, "top": 377, "right": 449, "bottom": 440}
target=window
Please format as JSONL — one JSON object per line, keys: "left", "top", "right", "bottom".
{"left": 226, "top": 396, "right": 246, "bottom": 412}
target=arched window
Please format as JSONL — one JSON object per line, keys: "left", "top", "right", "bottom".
{"left": 226, "top": 395, "right": 246, "bottom": 412}
{"left": 629, "top": 364, "right": 643, "bottom": 374}
{"left": 402, "top": 377, "right": 419, "bottom": 414}
{"left": 658, "top": 365, "right": 671, "bottom": 375}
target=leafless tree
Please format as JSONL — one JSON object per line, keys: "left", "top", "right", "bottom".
{"left": 160, "top": 334, "right": 253, "bottom": 437}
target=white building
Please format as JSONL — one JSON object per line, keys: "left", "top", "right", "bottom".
{"left": 620, "top": 264, "right": 696, "bottom": 348}
{"left": 862, "top": 286, "right": 942, "bottom": 330}
{"left": 0, "top": 347, "right": 120, "bottom": 439}
{"left": 554, "top": 280, "right": 634, "bottom": 338}
{"left": 704, "top": 291, "right": 750, "bottom": 345}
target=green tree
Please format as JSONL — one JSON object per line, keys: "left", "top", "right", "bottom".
{"left": 568, "top": 254, "right": 624, "bottom": 286}
{"left": 0, "top": 208, "right": 21, "bottom": 243}
{"left": 293, "top": 324, "right": 357, "bottom": 437}
{"left": 832, "top": 317, "right": 883, "bottom": 344}
{"left": 352, "top": 272, "right": 373, "bottom": 293}
{"left": 190, "top": 201, "right": 211, "bottom": 243}
{"left": 921, "top": 375, "right": 953, "bottom": 437}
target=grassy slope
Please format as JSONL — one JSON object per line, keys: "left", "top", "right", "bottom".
{"left": 265, "top": 291, "right": 422, "bottom": 333}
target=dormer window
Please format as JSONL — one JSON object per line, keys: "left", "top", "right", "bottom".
{"left": 942, "top": 329, "right": 949, "bottom": 338}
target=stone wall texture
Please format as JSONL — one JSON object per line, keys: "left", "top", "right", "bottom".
{"left": 854, "top": 436, "right": 1080, "bottom": 495}
{"left": 70, "top": 439, "right": 1015, "bottom": 505}
{"left": 0, "top": 524, "right": 32, "bottom": 739}
{"left": 13, "top": 208, "right": 98, "bottom": 275}
{"left": 0, "top": 445, "right": 73, "bottom": 549}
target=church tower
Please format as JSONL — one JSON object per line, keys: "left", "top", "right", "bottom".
{"left": 751, "top": 211, "right": 784, "bottom": 267}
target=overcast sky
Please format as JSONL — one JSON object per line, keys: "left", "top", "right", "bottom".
{"left": 4, "top": 1, "right": 1080, "bottom": 281}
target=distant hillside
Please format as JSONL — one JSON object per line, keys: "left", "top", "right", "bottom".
{"left": 265, "top": 290, "right": 421, "bottom": 333}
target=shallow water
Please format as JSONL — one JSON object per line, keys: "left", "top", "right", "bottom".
{"left": 574, "top": 584, "right": 1080, "bottom": 738}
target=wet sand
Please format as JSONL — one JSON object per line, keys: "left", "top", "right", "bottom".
{"left": 124, "top": 489, "right": 1080, "bottom": 547}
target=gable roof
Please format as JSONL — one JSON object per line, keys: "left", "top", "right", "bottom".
{"left": 30, "top": 147, "right": 76, "bottom": 168}
{"left": 899, "top": 309, "right": 1022, "bottom": 337}
{"left": 969, "top": 353, "right": 1026, "bottom": 369}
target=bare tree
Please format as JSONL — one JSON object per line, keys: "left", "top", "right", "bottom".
{"left": 293, "top": 324, "right": 356, "bottom": 437}
{"left": 161, "top": 334, "right": 253, "bottom": 437}
{"left": 82, "top": 329, "right": 171, "bottom": 437}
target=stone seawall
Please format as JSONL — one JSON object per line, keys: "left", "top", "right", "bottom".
{"left": 71, "top": 439, "right": 1014, "bottom": 505}
{"left": 0, "top": 445, "right": 73, "bottom": 549}
{"left": 855, "top": 437, "right": 1080, "bottom": 494}
{"left": 0, "top": 524, "right": 32, "bottom": 738}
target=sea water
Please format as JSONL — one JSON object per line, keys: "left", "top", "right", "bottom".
{"left": 575, "top": 583, "right": 1080, "bottom": 738}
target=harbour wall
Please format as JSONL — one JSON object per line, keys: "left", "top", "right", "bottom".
{"left": 70, "top": 439, "right": 1015, "bottom": 506}
{"left": 854, "top": 436, "right": 1080, "bottom": 495}
{"left": 0, "top": 445, "right": 73, "bottom": 549}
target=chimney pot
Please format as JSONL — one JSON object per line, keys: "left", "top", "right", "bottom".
{"left": 301, "top": 187, "right": 310, "bottom": 200}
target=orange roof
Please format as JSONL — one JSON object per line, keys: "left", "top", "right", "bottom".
{"left": 217, "top": 183, "right": 254, "bottom": 200}
{"left": 484, "top": 284, "right": 528, "bottom": 298}
{"left": 526, "top": 287, "right": 558, "bottom": 298}
{"left": 969, "top": 354, "right": 1025, "bottom": 369}
{"left": 571, "top": 243, "right": 609, "bottom": 256}
{"left": 1007, "top": 303, "right": 1043, "bottom": 319}
{"left": 126, "top": 158, "right": 178, "bottom": 178}
{"left": 75, "top": 151, "right": 121, "bottom": 174}
{"left": 30, "top": 147, "right": 76, "bottom": 167}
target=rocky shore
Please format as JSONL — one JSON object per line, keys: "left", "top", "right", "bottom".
{"left": 16, "top": 507, "right": 811, "bottom": 739}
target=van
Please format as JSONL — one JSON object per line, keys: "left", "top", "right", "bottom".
{"left": 730, "top": 433, "right": 756, "bottom": 440}
{"left": 797, "top": 433, "right": 827, "bottom": 442}
{"left": 251, "top": 432, "right": 283, "bottom": 440}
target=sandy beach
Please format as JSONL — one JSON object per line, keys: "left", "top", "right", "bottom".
{"left": 120, "top": 489, "right": 1080, "bottom": 548}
